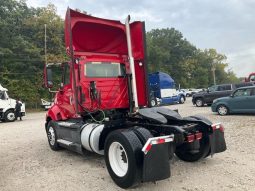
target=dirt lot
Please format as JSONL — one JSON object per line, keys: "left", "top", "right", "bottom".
{"left": 0, "top": 98, "right": 255, "bottom": 191}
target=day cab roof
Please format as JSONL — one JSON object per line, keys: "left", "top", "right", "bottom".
{"left": 64, "top": 8, "right": 146, "bottom": 59}
{"left": 64, "top": 8, "right": 150, "bottom": 108}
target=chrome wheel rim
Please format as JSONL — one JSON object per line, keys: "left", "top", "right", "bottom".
{"left": 218, "top": 106, "right": 227, "bottom": 115}
{"left": 48, "top": 126, "right": 55, "bottom": 145}
{"left": 151, "top": 99, "right": 156, "bottom": 106}
{"left": 196, "top": 99, "right": 203, "bottom": 107}
{"left": 7, "top": 112, "right": 15, "bottom": 121}
{"left": 108, "top": 142, "right": 128, "bottom": 177}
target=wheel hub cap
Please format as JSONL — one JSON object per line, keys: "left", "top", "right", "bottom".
{"left": 108, "top": 142, "right": 128, "bottom": 177}
{"left": 7, "top": 113, "right": 15, "bottom": 120}
{"left": 219, "top": 107, "right": 227, "bottom": 115}
{"left": 48, "top": 126, "right": 55, "bottom": 145}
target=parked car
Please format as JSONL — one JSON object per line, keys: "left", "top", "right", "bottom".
{"left": 185, "top": 89, "right": 193, "bottom": 97}
{"left": 185, "top": 88, "right": 203, "bottom": 97}
{"left": 211, "top": 86, "right": 255, "bottom": 115}
{"left": 192, "top": 82, "right": 254, "bottom": 107}
{"left": 177, "top": 89, "right": 187, "bottom": 97}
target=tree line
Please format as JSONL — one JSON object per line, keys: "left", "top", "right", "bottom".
{"left": 0, "top": 0, "right": 239, "bottom": 107}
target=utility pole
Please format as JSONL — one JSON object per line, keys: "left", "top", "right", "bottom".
{"left": 211, "top": 59, "right": 217, "bottom": 85}
{"left": 44, "top": 24, "right": 47, "bottom": 65}
{"left": 211, "top": 67, "right": 216, "bottom": 86}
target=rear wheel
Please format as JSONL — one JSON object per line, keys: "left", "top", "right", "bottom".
{"left": 150, "top": 99, "right": 156, "bottom": 107}
{"left": 4, "top": 110, "right": 15, "bottom": 122}
{"left": 179, "top": 95, "right": 185, "bottom": 104}
{"left": 175, "top": 135, "right": 210, "bottom": 162}
{"left": 195, "top": 98, "right": 204, "bottom": 107}
{"left": 188, "top": 115, "right": 212, "bottom": 158}
{"left": 217, "top": 105, "right": 228, "bottom": 116}
{"left": 104, "top": 129, "right": 143, "bottom": 188}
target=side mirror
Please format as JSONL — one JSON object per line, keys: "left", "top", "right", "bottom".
{"left": 44, "top": 66, "right": 53, "bottom": 88}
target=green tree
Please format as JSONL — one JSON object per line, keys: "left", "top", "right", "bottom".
{"left": 146, "top": 29, "right": 239, "bottom": 88}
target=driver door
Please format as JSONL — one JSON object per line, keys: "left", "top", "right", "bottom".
{"left": 230, "top": 88, "right": 252, "bottom": 113}
{"left": 56, "top": 64, "right": 75, "bottom": 117}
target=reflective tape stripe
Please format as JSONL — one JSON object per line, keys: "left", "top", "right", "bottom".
{"left": 211, "top": 123, "right": 224, "bottom": 132}
{"left": 142, "top": 134, "right": 174, "bottom": 154}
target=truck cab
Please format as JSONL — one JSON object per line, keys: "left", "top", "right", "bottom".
{"left": 0, "top": 84, "right": 25, "bottom": 122}
{"left": 149, "top": 72, "right": 185, "bottom": 106}
{"left": 245, "top": 73, "right": 255, "bottom": 82}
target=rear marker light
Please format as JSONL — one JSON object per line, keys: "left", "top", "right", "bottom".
{"left": 195, "top": 132, "right": 202, "bottom": 140}
{"left": 211, "top": 123, "right": 224, "bottom": 132}
{"left": 186, "top": 134, "right": 195, "bottom": 143}
{"left": 142, "top": 135, "right": 174, "bottom": 155}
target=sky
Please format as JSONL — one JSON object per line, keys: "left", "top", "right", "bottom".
{"left": 26, "top": 0, "right": 255, "bottom": 77}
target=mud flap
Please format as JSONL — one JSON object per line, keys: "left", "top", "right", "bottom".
{"left": 209, "top": 128, "right": 227, "bottom": 155}
{"left": 141, "top": 135, "right": 174, "bottom": 182}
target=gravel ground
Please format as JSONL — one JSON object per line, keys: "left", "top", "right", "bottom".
{"left": 0, "top": 97, "right": 255, "bottom": 191}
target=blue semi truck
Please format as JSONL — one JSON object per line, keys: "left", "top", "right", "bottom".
{"left": 149, "top": 72, "right": 186, "bottom": 106}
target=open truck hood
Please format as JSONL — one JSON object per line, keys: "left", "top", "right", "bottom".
{"left": 64, "top": 8, "right": 149, "bottom": 108}
{"left": 65, "top": 8, "right": 145, "bottom": 59}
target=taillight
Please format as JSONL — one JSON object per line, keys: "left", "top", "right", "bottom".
{"left": 185, "top": 132, "right": 203, "bottom": 143}
{"left": 186, "top": 134, "right": 195, "bottom": 143}
{"left": 195, "top": 132, "right": 202, "bottom": 140}
{"left": 211, "top": 123, "right": 224, "bottom": 132}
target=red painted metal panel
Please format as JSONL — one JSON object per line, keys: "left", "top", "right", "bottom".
{"left": 63, "top": 9, "right": 149, "bottom": 112}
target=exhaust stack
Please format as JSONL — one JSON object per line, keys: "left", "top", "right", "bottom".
{"left": 125, "top": 15, "right": 138, "bottom": 111}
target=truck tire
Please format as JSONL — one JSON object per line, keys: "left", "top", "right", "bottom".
{"left": 188, "top": 115, "right": 212, "bottom": 158}
{"left": 179, "top": 95, "right": 185, "bottom": 104}
{"left": 195, "top": 98, "right": 204, "bottom": 107}
{"left": 132, "top": 126, "right": 153, "bottom": 144}
{"left": 217, "top": 105, "right": 229, "bottom": 116}
{"left": 4, "top": 110, "right": 16, "bottom": 122}
{"left": 46, "top": 121, "right": 61, "bottom": 151}
{"left": 104, "top": 129, "right": 143, "bottom": 188}
{"left": 175, "top": 135, "right": 210, "bottom": 162}
{"left": 150, "top": 98, "right": 157, "bottom": 107}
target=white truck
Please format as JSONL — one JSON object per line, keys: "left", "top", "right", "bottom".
{"left": 0, "top": 84, "right": 25, "bottom": 122}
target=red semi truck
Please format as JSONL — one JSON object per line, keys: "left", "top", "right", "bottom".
{"left": 244, "top": 72, "right": 255, "bottom": 82}
{"left": 43, "top": 8, "right": 226, "bottom": 188}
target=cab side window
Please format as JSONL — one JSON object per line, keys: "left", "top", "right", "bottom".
{"left": 0, "top": 91, "right": 6, "bottom": 100}
{"left": 63, "top": 64, "right": 70, "bottom": 85}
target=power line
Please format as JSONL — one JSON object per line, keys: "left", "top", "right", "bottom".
{"left": 0, "top": 72, "right": 41, "bottom": 75}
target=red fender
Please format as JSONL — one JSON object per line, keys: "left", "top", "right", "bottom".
{"left": 47, "top": 105, "right": 67, "bottom": 121}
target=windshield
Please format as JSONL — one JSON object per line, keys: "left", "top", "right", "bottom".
{"left": 208, "top": 85, "right": 216, "bottom": 92}
{"left": 85, "top": 62, "right": 125, "bottom": 78}
{"left": 0, "top": 91, "right": 7, "bottom": 100}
